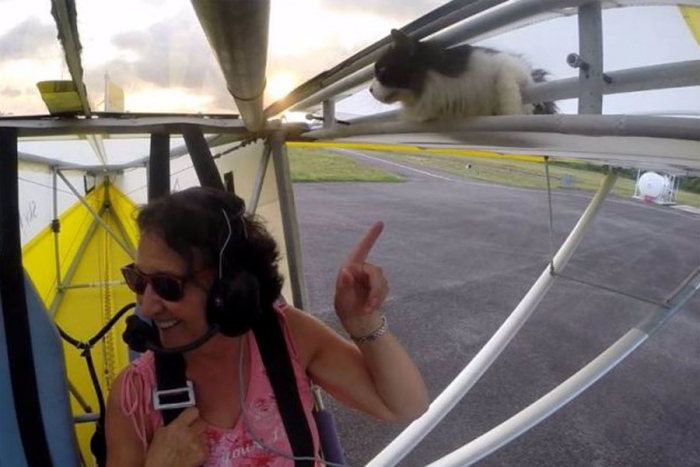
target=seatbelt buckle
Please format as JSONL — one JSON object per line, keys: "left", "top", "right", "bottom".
{"left": 152, "top": 381, "right": 196, "bottom": 411}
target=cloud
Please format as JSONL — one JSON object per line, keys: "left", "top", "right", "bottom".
{"left": 0, "top": 17, "right": 57, "bottom": 60}
{"left": 95, "top": 1, "right": 399, "bottom": 112}
{"left": 108, "top": 12, "right": 222, "bottom": 91}
{"left": 1, "top": 87, "right": 21, "bottom": 98}
{"left": 69, "top": 6, "right": 234, "bottom": 113}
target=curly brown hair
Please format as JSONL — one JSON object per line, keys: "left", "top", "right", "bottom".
{"left": 136, "top": 187, "right": 284, "bottom": 307}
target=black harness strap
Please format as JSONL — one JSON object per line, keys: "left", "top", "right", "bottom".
{"left": 154, "top": 353, "right": 190, "bottom": 425}
{"left": 153, "top": 309, "right": 315, "bottom": 466}
{"left": 252, "top": 310, "right": 315, "bottom": 466}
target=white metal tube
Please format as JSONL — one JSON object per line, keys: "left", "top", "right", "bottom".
{"left": 347, "top": 60, "right": 700, "bottom": 123}
{"left": 280, "top": 0, "right": 597, "bottom": 114}
{"left": 289, "top": 68, "right": 373, "bottom": 113}
{"left": 577, "top": 2, "right": 604, "bottom": 114}
{"left": 427, "top": 329, "right": 648, "bottom": 467}
{"left": 52, "top": 167, "right": 62, "bottom": 288}
{"left": 367, "top": 172, "right": 617, "bottom": 467}
{"left": 191, "top": 0, "right": 270, "bottom": 132}
{"left": 51, "top": 0, "right": 91, "bottom": 116}
{"left": 267, "top": 0, "right": 508, "bottom": 117}
{"left": 270, "top": 131, "right": 310, "bottom": 310}
{"left": 280, "top": 0, "right": 697, "bottom": 115}
{"left": 247, "top": 141, "right": 272, "bottom": 215}
{"left": 429, "top": 266, "right": 700, "bottom": 467}
{"left": 307, "top": 115, "right": 700, "bottom": 142}
{"left": 322, "top": 100, "right": 336, "bottom": 129}
{"left": 523, "top": 60, "right": 700, "bottom": 104}
{"left": 7, "top": 116, "right": 246, "bottom": 137}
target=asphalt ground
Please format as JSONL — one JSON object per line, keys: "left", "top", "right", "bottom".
{"left": 292, "top": 151, "right": 700, "bottom": 467}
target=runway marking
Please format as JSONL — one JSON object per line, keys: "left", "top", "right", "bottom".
{"left": 334, "top": 148, "right": 455, "bottom": 181}
{"left": 330, "top": 149, "right": 700, "bottom": 220}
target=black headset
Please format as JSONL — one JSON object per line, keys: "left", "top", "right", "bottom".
{"left": 206, "top": 207, "right": 263, "bottom": 338}
{"left": 123, "top": 202, "right": 263, "bottom": 354}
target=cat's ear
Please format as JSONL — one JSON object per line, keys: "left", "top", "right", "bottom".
{"left": 390, "top": 29, "right": 415, "bottom": 54}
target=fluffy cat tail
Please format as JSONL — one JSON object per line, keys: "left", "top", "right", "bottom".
{"left": 530, "top": 68, "right": 558, "bottom": 115}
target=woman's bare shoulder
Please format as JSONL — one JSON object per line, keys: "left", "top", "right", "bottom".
{"left": 105, "top": 367, "right": 147, "bottom": 466}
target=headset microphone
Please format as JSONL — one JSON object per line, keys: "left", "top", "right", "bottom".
{"left": 122, "top": 315, "right": 220, "bottom": 355}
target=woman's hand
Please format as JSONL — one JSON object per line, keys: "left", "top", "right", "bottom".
{"left": 334, "top": 222, "right": 389, "bottom": 335}
{"left": 144, "top": 407, "right": 208, "bottom": 467}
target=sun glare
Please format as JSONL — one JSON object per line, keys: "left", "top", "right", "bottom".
{"left": 266, "top": 72, "right": 297, "bottom": 101}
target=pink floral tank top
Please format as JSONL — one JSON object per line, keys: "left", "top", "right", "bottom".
{"left": 120, "top": 307, "right": 321, "bottom": 466}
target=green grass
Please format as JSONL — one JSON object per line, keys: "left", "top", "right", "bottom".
{"left": 286, "top": 144, "right": 700, "bottom": 208}
{"left": 288, "top": 146, "right": 403, "bottom": 183}
{"left": 371, "top": 151, "right": 700, "bottom": 208}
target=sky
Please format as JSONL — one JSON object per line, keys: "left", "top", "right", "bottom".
{"left": 0, "top": 0, "right": 443, "bottom": 115}
{"left": 0, "top": 0, "right": 698, "bottom": 119}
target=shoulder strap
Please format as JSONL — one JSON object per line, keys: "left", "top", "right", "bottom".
{"left": 253, "top": 309, "right": 315, "bottom": 466}
{"left": 154, "top": 353, "right": 189, "bottom": 425}
{"left": 152, "top": 309, "right": 316, "bottom": 465}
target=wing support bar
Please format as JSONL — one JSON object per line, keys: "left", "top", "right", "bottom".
{"left": 428, "top": 264, "right": 700, "bottom": 467}
{"left": 367, "top": 172, "right": 618, "bottom": 467}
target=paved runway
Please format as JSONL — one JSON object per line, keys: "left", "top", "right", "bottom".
{"left": 292, "top": 153, "right": 700, "bottom": 467}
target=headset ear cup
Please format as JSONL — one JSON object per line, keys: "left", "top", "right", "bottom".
{"left": 208, "top": 271, "right": 262, "bottom": 337}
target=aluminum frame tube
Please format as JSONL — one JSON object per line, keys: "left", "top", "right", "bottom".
{"left": 61, "top": 281, "right": 125, "bottom": 290}
{"left": 3, "top": 116, "right": 246, "bottom": 138}
{"left": 283, "top": 0, "right": 602, "bottom": 114}
{"left": 50, "top": 0, "right": 91, "bottom": 116}
{"left": 289, "top": 69, "right": 374, "bottom": 114}
{"left": 523, "top": 60, "right": 700, "bottom": 104}
{"left": 67, "top": 379, "right": 93, "bottom": 413}
{"left": 266, "top": 0, "right": 508, "bottom": 117}
{"left": 282, "top": 0, "right": 693, "bottom": 115}
{"left": 52, "top": 167, "right": 62, "bottom": 293}
{"left": 56, "top": 171, "right": 134, "bottom": 258}
{"left": 577, "top": 2, "right": 604, "bottom": 114}
{"left": 322, "top": 100, "right": 336, "bottom": 130}
{"left": 427, "top": 264, "right": 700, "bottom": 467}
{"left": 191, "top": 0, "right": 270, "bottom": 131}
{"left": 306, "top": 115, "right": 700, "bottom": 142}
{"left": 437, "top": 0, "right": 593, "bottom": 47}
{"left": 48, "top": 216, "right": 100, "bottom": 317}
{"left": 346, "top": 60, "right": 700, "bottom": 124}
{"left": 269, "top": 131, "right": 309, "bottom": 310}
{"left": 366, "top": 172, "right": 617, "bottom": 467}
{"left": 247, "top": 141, "right": 272, "bottom": 215}
{"left": 428, "top": 329, "right": 648, "bottom": 467}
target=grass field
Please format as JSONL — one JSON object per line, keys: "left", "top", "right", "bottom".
{"left": 287, "top": 146, "right": 402, "bottom": 183}
{"left": 373, "top": 150, "right": 700, "bottom": 208}
{"left": 288, "top": 145, "right": 700, "bottom": 208}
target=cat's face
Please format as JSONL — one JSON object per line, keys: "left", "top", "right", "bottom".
{"left": 369, "top": 30, "right": 425, "bottom": 105}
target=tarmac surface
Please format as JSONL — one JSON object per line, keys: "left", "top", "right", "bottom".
{"left": 292, "top": 151, "right": 700, "bottom": 467}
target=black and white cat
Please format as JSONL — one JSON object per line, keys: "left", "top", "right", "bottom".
{"left": 370, "top": 29, "right": 557, "bottom": 121}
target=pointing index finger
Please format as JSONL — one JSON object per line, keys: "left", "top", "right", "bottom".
{"left": 346, "top": 221, "right": 384, "bottom": 264}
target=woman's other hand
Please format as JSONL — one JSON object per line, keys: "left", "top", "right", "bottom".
{"left": 144, "top": 407, "right": 208, "bottom": 467}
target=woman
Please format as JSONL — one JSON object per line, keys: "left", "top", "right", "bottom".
{"left": 105, "top": 187, "right": 428, "bottom": 466}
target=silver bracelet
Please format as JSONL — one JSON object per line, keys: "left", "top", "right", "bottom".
{"left": 349, "top": 315, "right": 388, "bottom": 344}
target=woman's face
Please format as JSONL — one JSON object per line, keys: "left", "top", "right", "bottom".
{"left": 135, "top": 231, "right": 212, "bottom": 348}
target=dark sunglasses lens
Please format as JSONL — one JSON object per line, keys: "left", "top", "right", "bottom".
{"left": 122, "top": 267, "right": 146, "bottom": 294}
{"left": 150, "top": 276, "right": 183, "bottom": 301}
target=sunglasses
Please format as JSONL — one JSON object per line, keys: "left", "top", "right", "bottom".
{"left": 121, "top": 263, "right": 194, "bottom": 302}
